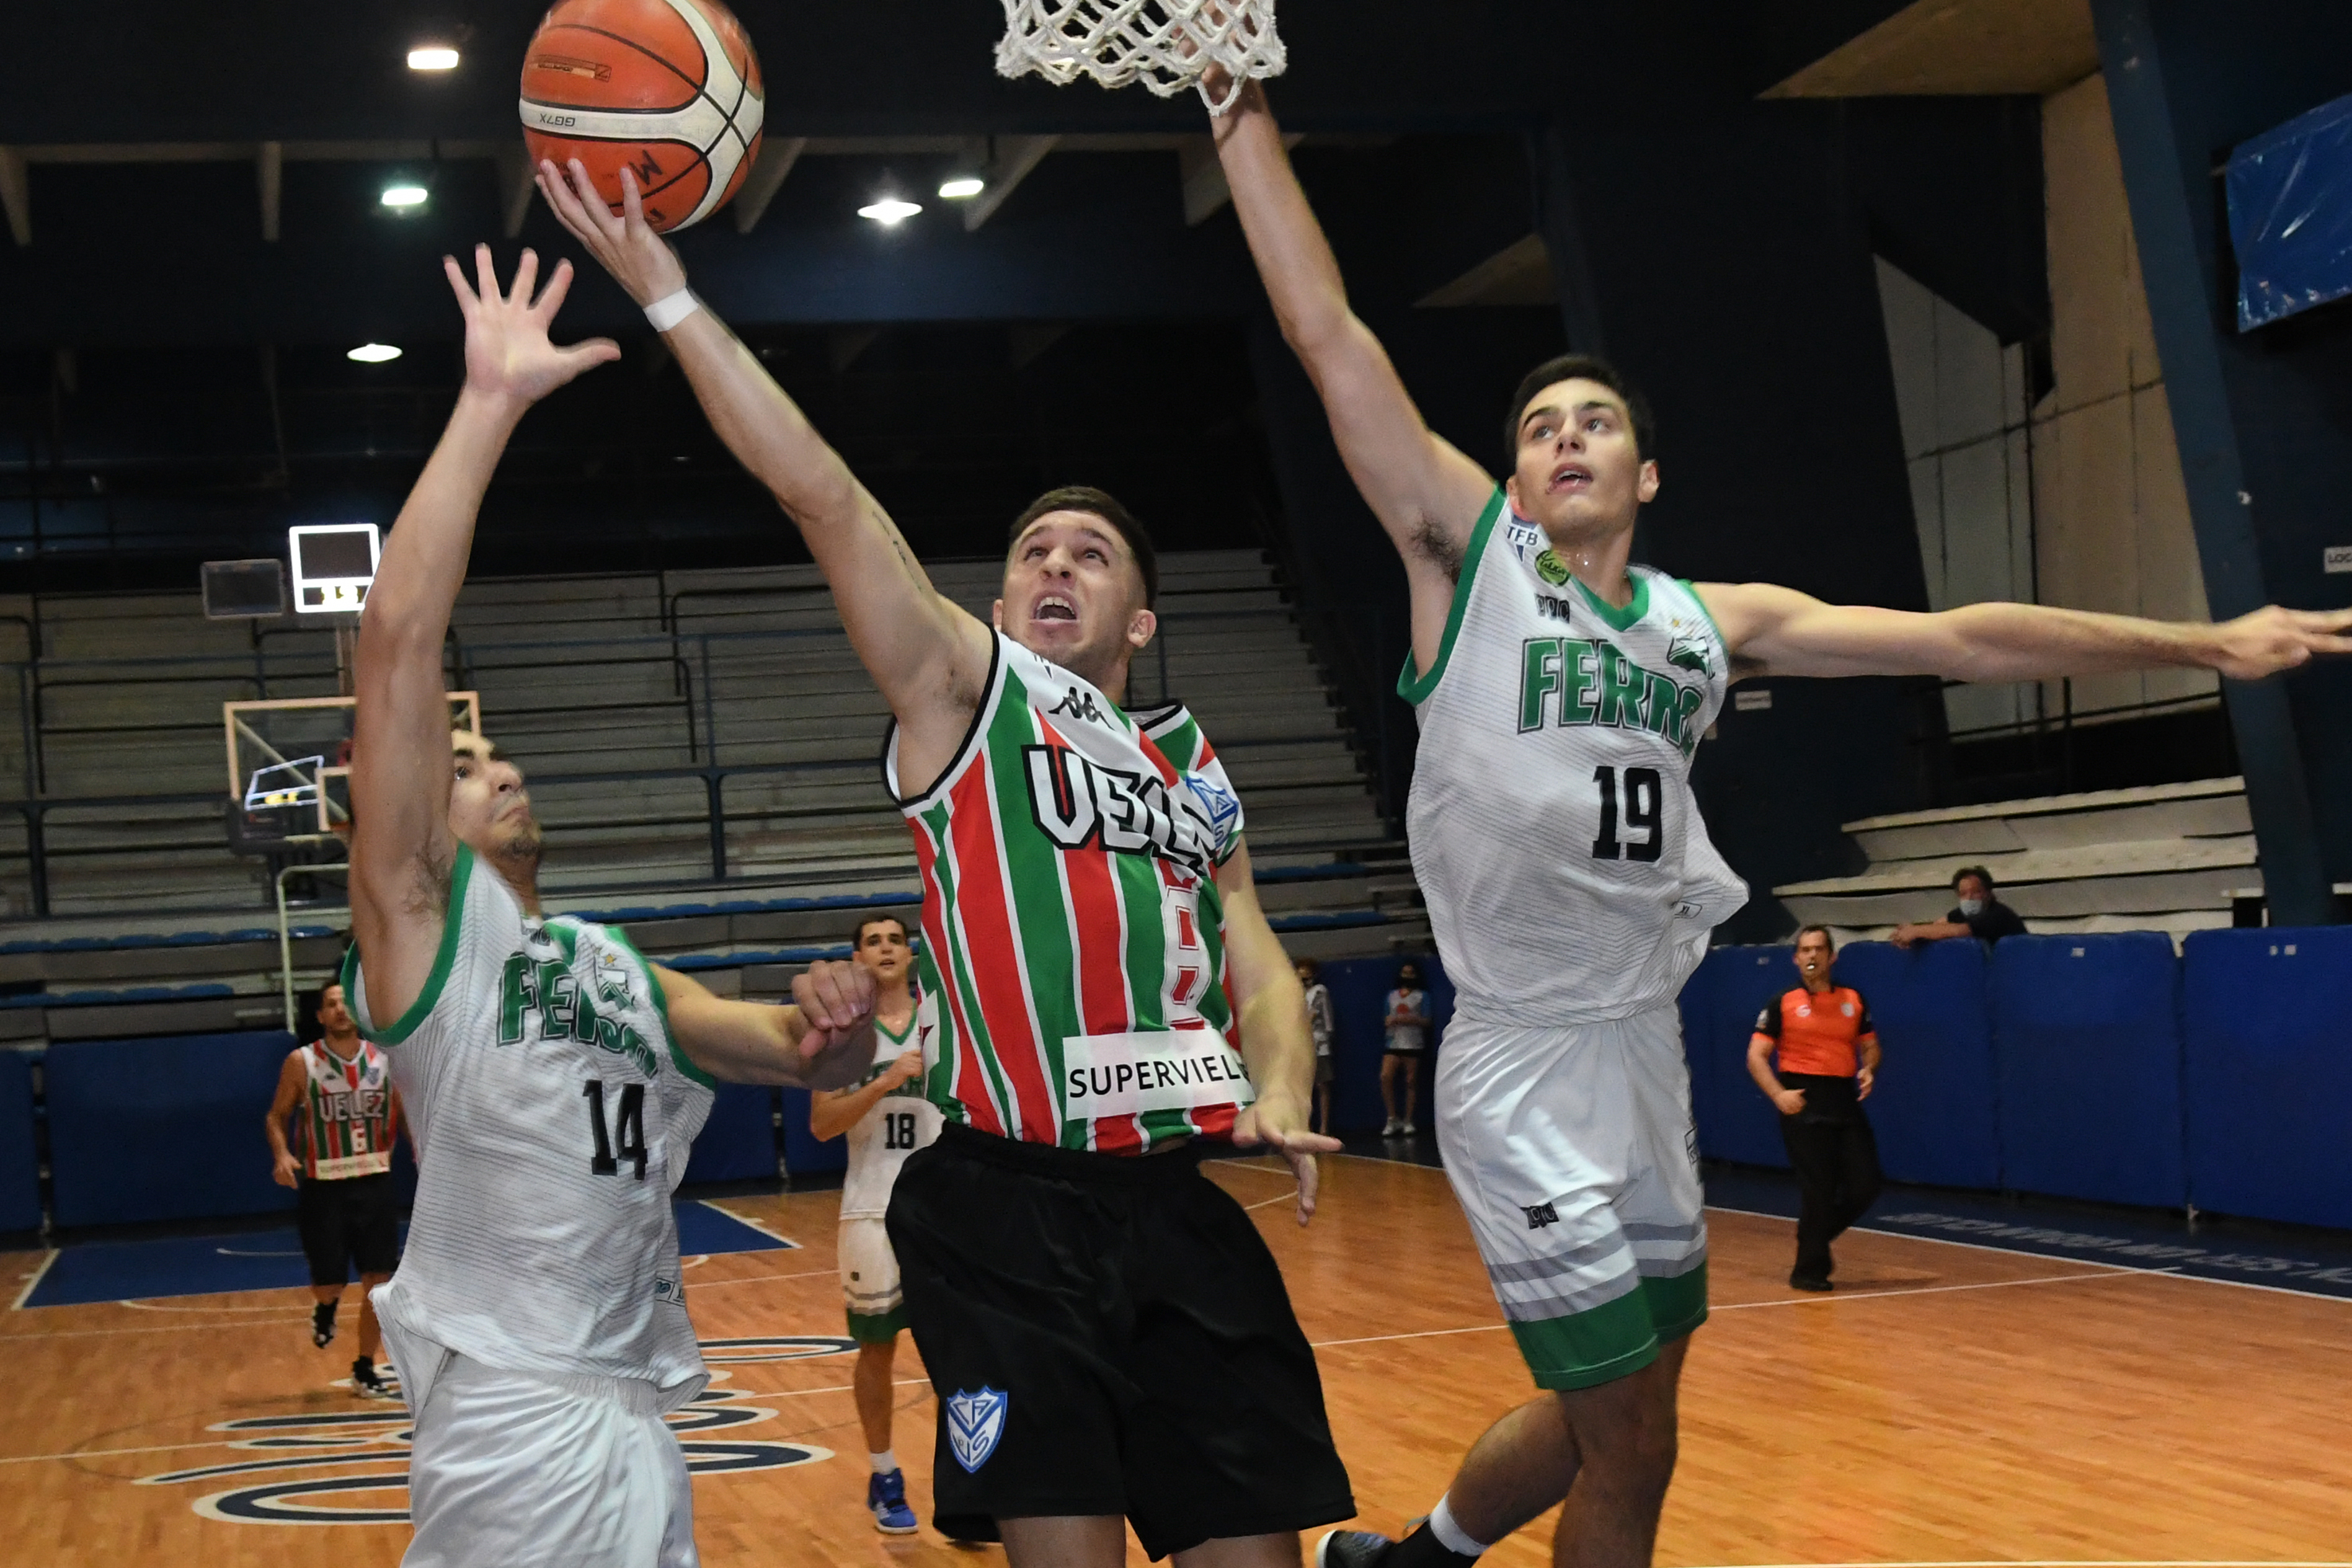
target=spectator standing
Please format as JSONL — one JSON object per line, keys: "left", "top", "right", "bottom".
{"left": 1297, "top": 960, "right": 1337, "bottom": 1136}
{"left": 1381, "top": 963, "right": 1431, "bottom": 1137}
{"left": 1747, "top": 928, "right": 1884, "bottom": 1291}
{"left": 1892, "top": 866, "right": 2028, "bottom": 949}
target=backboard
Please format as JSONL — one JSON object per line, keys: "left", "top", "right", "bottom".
{"left": 224, "top": 693, "right": 480, "bottom": 850}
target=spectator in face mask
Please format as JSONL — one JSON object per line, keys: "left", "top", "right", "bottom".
{"left": 1892, "top": 866, "right": 2029, "bottom": 949}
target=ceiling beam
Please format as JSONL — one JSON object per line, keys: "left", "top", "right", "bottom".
{"left": 256, "top": 141, "right": 282, "bottom": 243}
{"left": 0, "top": 147, "right": 26, "bottom": 247}
{"left": 1763, "top": 0, "right": 2100, "bottom": 98}
{"left": 734, "top": 136, "right": 808, "bottom": 233}
{"left": 963, "top": 135, "right": 1059, "bottom": 232}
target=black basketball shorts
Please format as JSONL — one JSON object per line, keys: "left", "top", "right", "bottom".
{"left": 296, "top": 1172, "right": 400, "bottom": 1286}
{"left": 886, "top": 1123, "right": 1356, "bottom": 1560}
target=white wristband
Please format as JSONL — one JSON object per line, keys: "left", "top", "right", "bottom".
{"left": 643, "top": 287, "right": 700, "bottom": 332}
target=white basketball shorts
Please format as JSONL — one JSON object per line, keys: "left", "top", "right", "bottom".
{"left": 839, "top": 1215, "right": 906, "bottom": 1343}
{"left": 1434, "top": 1002, "right": 1708, "bottom": 1390}
{"left": 387, "top": 1323, "right": 698, "bottom": 1568}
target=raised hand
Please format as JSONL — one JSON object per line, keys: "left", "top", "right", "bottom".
{"left": 441, "top": 244, "right": 619, "bottom": 409}
{"left": 538, "top": 159, "right": 688, "bottom": 309}
{"left": 1231, "top": 1085, "right": 1344, "bottom": 1227}
{"left": 2208, "top": 604, "right": 2352, "bottom": 679}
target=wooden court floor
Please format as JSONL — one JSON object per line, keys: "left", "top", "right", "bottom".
{"left": 3, "top": 1152, "right": 2346, "bottom": 1568}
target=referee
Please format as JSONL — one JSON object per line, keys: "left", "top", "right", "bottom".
{"left": 1747, "top": 926, "right": 1884, "bottom": 1292}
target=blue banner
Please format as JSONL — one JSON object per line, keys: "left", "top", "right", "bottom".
{"left": 2229, "top": 92, "right": 2352, "bottom": 330}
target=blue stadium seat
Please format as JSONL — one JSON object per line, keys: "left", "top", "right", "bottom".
{"left": 1832, "top": 940, "right": 2000, "bottom": 1189}
{"left": 1990, "top": 933, "right": 2186, "bottom": 1209}
{"left": 2182, "top": 928, "right": 2352, "bottom": 1230}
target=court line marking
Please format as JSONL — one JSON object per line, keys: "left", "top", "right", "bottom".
{"left": 695, "top": 1199, "right": 800, "bottom": 1247}
{"left": 0, "top": 1314, "right": 313, "bottom": 1339}
{"left": 116, "top": 1296, "right": 318, "bottom": 1313}
{"left": 1309, "top": 1265, "right": 2158, "bottom": 1351}
{"left": 1707, "top": 1204, "right": 2352, "bottom": 1306}
{"left": 9, "top": 1250, "right": 57, "bottom": 1311}
{"left": 687, "top": 1265, "right": 839, "bottom": 1289}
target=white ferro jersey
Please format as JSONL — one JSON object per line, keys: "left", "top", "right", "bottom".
{"left": 839, "top": 1011, "right": 942, "bottom": 1220}
{"left": 342, "top": 845, "right": 715, "bottom": 1412}
{"left": 1403, "top": 489, "right": 1749, "bottom": 1026}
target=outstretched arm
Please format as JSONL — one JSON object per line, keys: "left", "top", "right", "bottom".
{"left": 656, "top": 960, "right": 879, "bottom": 1091}
{"left": 1211, "top": 84, "right": 1497, "bottom": 665}
{"left": 1696, "top": 581, "right": 2352, "bottom": 684}
{"left": 1216, "top": 839, "right": 1342, "bottom": 1226}
{"left": 349, "top": 248, "right": 617, "bottom": 1026}
{"left": 537, "top": 162, "right": 991, "bottom": 748}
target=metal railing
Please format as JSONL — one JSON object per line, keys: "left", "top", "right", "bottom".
{"left": 0, "top": 590, "right": 1361, "bottom": 921}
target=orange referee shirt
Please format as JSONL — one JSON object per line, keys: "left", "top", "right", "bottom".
{"left": 1751, "top": 986, "right": 1877, "bottom": 1078}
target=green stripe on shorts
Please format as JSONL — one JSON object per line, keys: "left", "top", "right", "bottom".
{"left": 846, "top": 1305, "right": 908, "bottom": 1344}
{"left": 1642, "top": 1261, "right": 1708, "bottom": 1343}
{"left": 1509, "top": 1263, "right": 1709, "bottom": 1390}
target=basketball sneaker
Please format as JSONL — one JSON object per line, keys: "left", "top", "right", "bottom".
{"left": 1317, "top": 1530, "right": 1399, "bottom": 1568}
{"left": 1382, "top": 1118, "right": 1403, "bottom": 1136}
{"left": 867, "top": 1468, "right": 919, "bottom": 1535}
{"left": 311, "top": 1301, "right": 337, "bottom": 1349}
{"left": 1401, "top": 1120, "right": 1417, "bottom": 1136}
{"left": 351, "top": 1359, "right": 396, "bottom": 1399}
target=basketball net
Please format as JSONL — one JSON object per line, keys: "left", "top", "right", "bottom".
{"left": 995, "top": 0, "right": 1285, "bottom": 115}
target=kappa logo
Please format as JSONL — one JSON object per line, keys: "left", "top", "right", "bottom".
{"left": 945, "top": 1386, "right": 1009, "bottom": 1473}
{"left": 1047, "top": 686, "right": 1108, "bottom": 725}
{"left": 1524, "top": 1202, "right": 1560, "bottom": 1230}
{"left": 1666, "top": 635, "right": 1712, "bottom": 675}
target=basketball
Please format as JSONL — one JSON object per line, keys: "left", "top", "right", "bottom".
{"left": 519, "top": 0, "right": 765, "bottom": 233}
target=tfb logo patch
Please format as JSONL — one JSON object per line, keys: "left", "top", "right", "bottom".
{"left": 945, "top": 1386, "right": 1009, "bottom": 1473}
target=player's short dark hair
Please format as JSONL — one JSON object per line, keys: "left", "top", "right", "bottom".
{"left": 1505, "top": 354, "right": 1657, "bottom": 465}
{"left": 1794, "top": 925, "right": 1835, "bottom": 950}
{"left": 1294, "top": 957, "right": 1319, "bottom": 979}
{"left": 311, "top": 980, "right": 345, "bottom": 1009}
{"left": 1008, "top": 486, "right": 1159, "bottom": 608}
{"left": 851, "top": 913, "right": 910, "bottom": 948}
{"left": 1951, "top": 866, "right": 1995, "bottom": 893}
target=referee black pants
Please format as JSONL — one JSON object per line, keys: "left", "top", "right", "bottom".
{"left": 1777, "top": 1073, "right": 1883, "bottom": 1282}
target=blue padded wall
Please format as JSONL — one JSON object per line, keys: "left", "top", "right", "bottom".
{"left": 1318, "top": 953, "right": 1453, "bottom": 1136}
{"left": 1990, "top": 934, "right": 2186, "bottom": 1209}
{"left": 48, "top": 1031, "right": 298, "bottom": 1228}
{"left": 1699, "top": 947, "right": 1799, "bottom": 1168}
{"left": 0, "top": 1051, "right": 38, "bottom": 1233}
{"left": 780, "top": 1086, "right": 847, "bottom": 1177}
{"left": 1676, "top": 948, "right": 1718, "bottom": 1160}
{"left": 683, "top": 1082, "right": 778, "bottom": 1185}
{"left": 2183, "top": 928, "right": 2352, "bottom": 1230}
{"left": 1832, "top": 940, "right": 2000, "bottom": 1189}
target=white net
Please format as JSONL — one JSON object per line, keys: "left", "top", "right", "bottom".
{"left": 996, "top": 1, "right": 1286, "bottom": 115}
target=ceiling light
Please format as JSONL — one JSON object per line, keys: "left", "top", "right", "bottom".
{"left": 937, "top": 178, "right": 984, "bottom": 201}
{"left": 381, "top": 185, "right": 429, "bottom": 209}
{"left": 407, "top": 46, "right": 460, "bottom": 71}
{"left": 347, "top": 344, "right": 401, "bottom": 364}
{"left": 858, "top": 197, "right": 922, "bottom": 225}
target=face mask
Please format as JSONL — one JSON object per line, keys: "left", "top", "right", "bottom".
{"left": 1958, "top": 897, "right": 1986, "bottom": 917}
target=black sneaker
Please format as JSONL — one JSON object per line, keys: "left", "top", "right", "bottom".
{"left": 1317, "top": 1531, "right": 1399, "bottom": 1568}
{"left": 1789, "top": 1273, "right": 1833, "bottom": 1292}
{"left": 312, "top": 1302, "right": 338, "bottom": 1348}
{"left": 351, "top": 1358, "right": 395, "bottom": 1399}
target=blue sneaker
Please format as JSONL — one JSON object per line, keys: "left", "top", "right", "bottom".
{"left": 867, "top": 1468, "right": 919, "bottom": 1535}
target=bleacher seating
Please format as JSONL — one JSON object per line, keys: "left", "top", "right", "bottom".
{"left": 0, "top": 550, "right": 1430, "bottom": 1045}
{"left": 1768, "top": 777, "right": 2332, "bottom": 944}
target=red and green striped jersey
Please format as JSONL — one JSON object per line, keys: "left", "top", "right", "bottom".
{"left": 886, "top": 633, "right": 1253, "bottom": 1155}
{"left": 298, "top": 1039, "right": 396, "bottom": 1180}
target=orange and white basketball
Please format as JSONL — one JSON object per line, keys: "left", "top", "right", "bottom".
{"left": 519, "top": 0, "right": 765, "bottom": 233}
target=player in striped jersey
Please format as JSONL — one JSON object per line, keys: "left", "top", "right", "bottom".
{"left": 1210, "top": 76, "right": 2352, "bottom": 1568}
{"left": 265, "top": 979, "right": 409, "bottom": 1396}
{"left": 546, "top": 161, "right": 1353, "bottom": 1568}
{"left": 346, "top": 247, "right": 881, "bottom": 1568}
